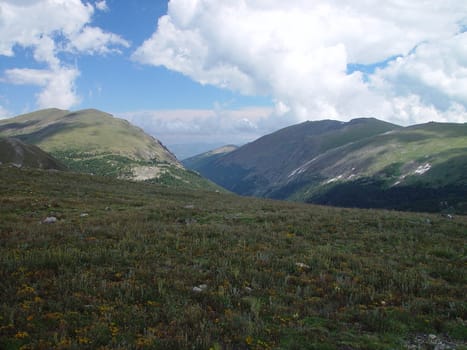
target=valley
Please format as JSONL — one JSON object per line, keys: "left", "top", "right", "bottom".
{"left": 0, "top": 108, "right": 466, "bottom": 349}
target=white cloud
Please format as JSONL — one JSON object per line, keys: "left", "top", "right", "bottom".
{"left": 5, "top": 66, "right": 80, "bottom": 109}
{"left": 133, "top": 0, "right": 467, "bottom": 125}
{"left": 0, "top": 0, "right": 129, "bottom": 109}
{"left": 0, "top": 0, "right": 94, "bottom": 60}
{"left": 386, "top": 95, "right": 467, "bottom": 125}
{"left": 67, "top": 26, "right": 130, "bottom": 55}
{"left": 95, "top": 0, "right": 108, "bottom": 12}
{"left": 372, "top": 33, "right": 467, "bottom": 112}
{"left": 119, "top": 107, "right": 276, "bottom": 146}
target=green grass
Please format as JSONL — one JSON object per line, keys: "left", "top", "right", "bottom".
{"left": 0, "top": 109, "right": 222, "bottom": 192}
{"left": 1, "top": 166, "right": 466, "bottom": 349}
{"left": 0, "top": 108, "right": 178, "bottom": 167}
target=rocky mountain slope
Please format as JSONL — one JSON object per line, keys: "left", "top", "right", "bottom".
{"left": 0, "top": 108, "right": 219, "bottom": 190}
{"left": 0, "top": 137, "right": 67, "bottom": 171}
{"left": 184, "top": 118, "right": 467, "bottom": 213}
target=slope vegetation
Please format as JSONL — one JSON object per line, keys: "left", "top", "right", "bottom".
{"left": 1, "top": 166, "right": 466, "bottom": 349}
{"left": 182, "top": 144, "right": 238, "bottom": 174}
{"left": 0, "top": 137, "right": 67, "bottom": 171}
{"left": 185, "top": 119, "right": 467, "bottom": 213}
{"left": 0, "top": 108, "right": 220, "bottom": 190}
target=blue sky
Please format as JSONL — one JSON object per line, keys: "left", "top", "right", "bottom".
{"left": 1, "top": 0, "right": 466, "bottom": 158}
{"left": 79, "top": 1, "right": 271, "bottom": 112}
{"left": 0, "top": 1, "right": 270, "bottom": 113}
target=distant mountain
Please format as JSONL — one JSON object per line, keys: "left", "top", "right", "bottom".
{"left": 0, "top": 137, "right": 67, "bottom": 171}
{"left": 0, "top": 108, "right": 220, "bottom": 190}
{"left": 182, "top": 145, "right": 238, "bottom": 172}
{"left": 188, "top": 118, "right": 399, "bottom": 195}
{"left": 185, "top": 118, "right": 467, "bottom": 213}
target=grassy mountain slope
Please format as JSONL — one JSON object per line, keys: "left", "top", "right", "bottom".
{"left": 0, "top": 137, "right": 67, "bottom": 171}
{"left": 289, "top": 122, "right": 467, "bottom": 213}
{"left": 0, "top": 108, "right": 176, "bottom": 163}
{"left": 0, "top": 108, "right": 221, "bottom": 191}
{"left": 1, "top": 166, "right": 466, "bottom": 349}
{"left": 185, "top": 118, "right": 399, "bottom": 195}
{"left": 185, "top": 119, "right": 467, "bottom": 213}
{"left": 182, "top": 144, "right": 238, "bottom": 172}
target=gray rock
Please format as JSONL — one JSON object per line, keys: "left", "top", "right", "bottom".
{"left": 43, "top": 216, "right": 58, "bottom": 224}
{"left": 192, "top": 284, "right": 208, "bottom": 293}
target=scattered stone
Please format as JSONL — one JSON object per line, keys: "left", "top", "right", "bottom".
{"left": 80, "top": 213, "right": 89, "bottom": 217}
{"left": 105, "top": 207, "right": 111, "bottom": 211}
{"left": 184, "top": 218, "right": 197, "bottom": 225}
{"left": 43, "top": 216, "right": 58, "bottom": 224}
{"left": 244, "top": 286, "right": 253, "bottom": 293}
{"left": 184, "top": 204, "right": 195, "bottom": 209}
{"left": 192, "top": 284, "right": 208, "bottom": 293}
{"left": 295, "top": 262, "right": 310, "bottom": 270}
{"left": 406, "top": 333, "right": 461, "bottom": 350}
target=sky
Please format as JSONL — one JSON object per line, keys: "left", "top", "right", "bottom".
{"left": 1, "top": 0, "right": 467, "bottom": 159}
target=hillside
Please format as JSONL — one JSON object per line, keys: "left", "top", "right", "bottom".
{"left": 0, "top": 137, "right": 67, "bottom": 171}
{"left": 0, "top": 108, "right": 220, "bottom": 190}
{"left": 182, "top": 144, "right": 238, "bottom": 172}
{"left": 185, "top": 118, "right": 467, "bottom": 213}
{"left": 1, "top": 166, "right": 466, "bottom": 349}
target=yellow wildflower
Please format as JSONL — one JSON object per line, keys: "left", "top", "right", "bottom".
{"left": 109, "top": 323, "right": 119, "bottom": 337}
{"left": 78, "top": 336, "right": 91, "bottom": 344}
{"left": 245, "top": 335, "right": 254, "bottom": 345}
{"left": 15, "top": 331, "right": 29, "bottom": 339}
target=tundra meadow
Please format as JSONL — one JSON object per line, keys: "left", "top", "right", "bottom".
{"left": 1, "top": 166, "right": 466, "bottom": 349}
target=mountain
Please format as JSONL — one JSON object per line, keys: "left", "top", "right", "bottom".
{"left": 0, "top": 137, "right": 67, "bottom": 171}
{"left": 182, "top": 144, "right": 238, "bottom": 172}
{"left": 0, "top": 108, "right": 220, "bottom": 190}
{"left": 185, "top": 118, "right": 467, "bottom": 213}
{"left": 186, "top": 118, "right": 399, "bottom": 195}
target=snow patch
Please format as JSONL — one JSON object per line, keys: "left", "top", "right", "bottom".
{"left": 325, "top": 172, "right": 357, "bottom": 184}
{"left": 288, "top": 156, "right": 320, "bottom": 178}
{"left": 325, "top": 175, "right": 344, "bottom": 184}
{"left": 414, "top": 163, "right": 431, "bottom": 175}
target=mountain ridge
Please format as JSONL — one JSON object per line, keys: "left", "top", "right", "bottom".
{"left": 0, "top": 108, "right": 178, "bottom": 164}
{"left": 0, "top": 108, "right": 221, "bottom": 191}
{"left": 184, "top": 118, "right": 467, "bottom": 213}
{"left": 192, "top": 118, "right": 399, "bottom": 195}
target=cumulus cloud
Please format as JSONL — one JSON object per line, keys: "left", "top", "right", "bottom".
{"left": 0, "top": 0, "right": 129, "bottom": 109}
{"left": 5, "top": 67, "right": 80, "bottom": 109}
{"left": 132, "top": 0, "right": 467, "bottom": 124}
{"left": 370, "top": 33, "right": 467, "bottom": 122}
{"left": 67, "top": 26, "right": 130, "bottom": 55}
{"left": 95, "top": 0, "right": 108, "bottom": 12}
{"left": 119, "top": 107, "right": 275, "bottom": 146}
